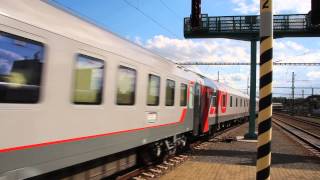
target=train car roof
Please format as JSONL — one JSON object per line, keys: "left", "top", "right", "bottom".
{"left": 0, "top": 0, "right": 247, "bottom": 96}
{"left": 219, "top": 82, "right": 249, "bottom": 98}
{"left": 204, "top": 77, "right": 249, "bottom": 98}
{"left": 0, "top": 0, "right": 202, "bottom": 82}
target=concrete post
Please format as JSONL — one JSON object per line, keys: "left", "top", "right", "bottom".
{"left": 257, "top": 0, "right": 273, "bottom": 179}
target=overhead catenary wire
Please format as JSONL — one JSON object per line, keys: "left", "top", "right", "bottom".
{"left": 123, "top": 0, "right": 179, "bottom": 38}
{"left": 159, "top": 0, "right": 183, "bottom": 20}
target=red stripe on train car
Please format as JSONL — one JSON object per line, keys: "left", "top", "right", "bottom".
{"left": 203, "top": 116, "right": 209, "bottom": 133}
{"left": 209, "top": 107, "right": 215, "bottom": 114}
{"left": 0, "top": 108, "right": 188, "bottom": 153}
{"left": 179, "top": 108, "right": 187, "bottom": 123}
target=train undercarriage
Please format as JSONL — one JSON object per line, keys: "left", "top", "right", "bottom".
{"left": 30, "top": 117, "right": 247, "bottom": 180}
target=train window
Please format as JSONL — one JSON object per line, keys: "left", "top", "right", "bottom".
{"left": 73, "top": 54, "right": 104, "bottom": 105}
{"left": 230, "top": 96, "right": 233, "bottom": 107}
{"left": 222, "top": 94, "right": 226, "bottom": 107}
{"left": 236, "top": 98, "right": 238, "bottom": 107}
{"left": 147, "top": 74, "right": 160, "bottom": 106}
{"left": 0, "top": 31, "right": 45, "bottom": 103}
{"left": 180, "top": 83, "right": 187, "bottom": 106}
{"left": 211, "top": 92, "right": 216, "bottom": 107}
{"left": 116, "top": 66, "right": 136, "bottom": 105}
{"left": 165, "top": 79, "right": 175, "bottom": 106}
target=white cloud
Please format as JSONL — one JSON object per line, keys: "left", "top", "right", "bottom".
{"left": 232, "top": 0, "right": 259, "bottom": 14}
{"left": 232, "top": 0, "right": 310, "bottom": 14}
{"left": 134, "top": 36, "right": 143, "bottom": 46}
{"left": 275, "top": 50, "right": 320, "bottom": 63}
{"left": 274, "top": 0, "right": 310, "bottom": 14}
{"left": 0, "top": 49, "right": 23, "bottom": 60}
{"left": 144, "top": 35, "right": 250, "bottom": 63}
{"left": 307, "top": 71, "right": 320, "bottom": 79}
{"left": 133, "top": 34, "right": 319, "bottom": 91}
{"left": 274, "top": 41, "right": 307, "bottom": 52}
{"left": 219, "top": 72, "right": 249, "bottom": 88}
{"left": 141, "top": 35, "right": 254, "bottom": 90}
{"left": 272, "top": 39, "right": 320, "bottom": 64}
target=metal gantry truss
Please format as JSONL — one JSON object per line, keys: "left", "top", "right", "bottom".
{"left": 185, "top": 0, "right": 320, "bottom": 140}
{"left": 184, "top": 14, "right": 320, "bottom": 40}
{"left": 176, "top": 62, "right": 320, "bottom": 66}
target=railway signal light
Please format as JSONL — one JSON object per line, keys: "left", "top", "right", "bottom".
{"left": 311, "top": 0, "right": 320, "bottom": 25}
{"left": 191, "top": 0, "right": 201, "bottom": 28}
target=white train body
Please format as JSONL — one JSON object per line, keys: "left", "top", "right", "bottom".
{"left": 0, "top": 1, "right": 257, "bottom": 179}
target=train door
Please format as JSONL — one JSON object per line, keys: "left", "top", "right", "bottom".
{"left": 210, "top": 90, "right": 218, "bottom": 125}
{"left": 193, "top": 83, "right": 201, "bottom": 136}
{"left": 216, "top": 90, "right": 220, "bottom": 124}
{"left": 200, "top": 87, "right": 212, "bottom": 133}
{"left": 216, "top": 90, "right": 228, "bottom": 124}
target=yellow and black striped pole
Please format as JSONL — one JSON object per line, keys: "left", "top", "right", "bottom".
{"left": 257, "top": 0, "right": 273, "bottom": 179}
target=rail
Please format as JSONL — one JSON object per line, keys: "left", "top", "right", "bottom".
{"left": 273, "top": 115, "right": 320, "bottom": 156}
{"left": 274, "top": 113, "right": 320, "bottom": 129}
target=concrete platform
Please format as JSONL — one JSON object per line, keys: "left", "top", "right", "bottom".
{"left": 160, "top": 122, "right": 320, "bottom": 180}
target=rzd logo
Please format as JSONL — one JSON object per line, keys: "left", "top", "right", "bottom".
{"left": 263, "top": 0, "right": 269, "bottom": 9}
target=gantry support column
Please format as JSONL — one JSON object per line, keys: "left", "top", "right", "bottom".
{"left": 245, "top": 40, "right": 258, "bottom": 139}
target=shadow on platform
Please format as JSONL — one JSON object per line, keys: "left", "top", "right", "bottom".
{"left": 192, "top": 149, "right": 320, "bottom": 169}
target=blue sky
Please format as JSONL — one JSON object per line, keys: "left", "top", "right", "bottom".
{"left": 52, "top": 0, "right": 241, "bottom": 40}
{"left": 52, "top": 0, "right": 320, "bottom": 97}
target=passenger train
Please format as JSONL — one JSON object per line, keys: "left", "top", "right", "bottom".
{"left": 0, "top": 1, "right": 257, "bottom": 179}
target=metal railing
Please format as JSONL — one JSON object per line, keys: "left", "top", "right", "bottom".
{"left": 185, "top": 14, "right": 312, "bottom": 32}
{"left": 184, "top": 14, "right": 320, "bottom": 40}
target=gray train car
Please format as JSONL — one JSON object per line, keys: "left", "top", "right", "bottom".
{"left": 0, "top": 1, "right": 252, "bottom": 179}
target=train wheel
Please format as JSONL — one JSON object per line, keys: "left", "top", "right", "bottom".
{"left": 138, "top": 143, "right": 164, "bottom": 165}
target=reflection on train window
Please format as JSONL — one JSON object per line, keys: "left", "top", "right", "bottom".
{"left": 117, "top": 66, "right": 136, "bottom": 105}
{"left": 73, "top": 54, "right": 104, "bottom": 105}
{"left": 222, "top": 94, "right": 226, "bottom": 107}
{"left": 0, "top": 31, "right": 44, "bottom": 103}
{"left": 230, "top": 96, "right": 233, "bottom": 107}
{"left": 180, "top": 83, "right": 187, "bottom": 106}
{"left": 165, "top": 79, "right": 175, "bottom": 106}
{"left": 147, "top": 74, "right": 160, "bottom": 106}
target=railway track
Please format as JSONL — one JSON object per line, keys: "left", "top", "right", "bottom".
{"left": 274, "top": 113, "right": 320, "bottom": 128}
{"left": 274, "top": 113, "right": 320, "bottom": 136}
{"left": 273, "top": 115, "right": 320, "bottom": 157}
{"left": 114, "top": 121, "right": 247, "bottom": 180}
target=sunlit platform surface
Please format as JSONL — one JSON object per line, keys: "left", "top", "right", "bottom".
{"left": 160, "top": 161, "right": 319, "bottom": 180}
{"left": 160, "top": 122, "right": 320, "bottom": 180}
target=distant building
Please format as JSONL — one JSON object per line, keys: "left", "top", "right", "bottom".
{"left": 272, "top": 102, "right": 284, "bottom": 112}
{"left": 306, "top": 95, "right": 320, "bottom": 116}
